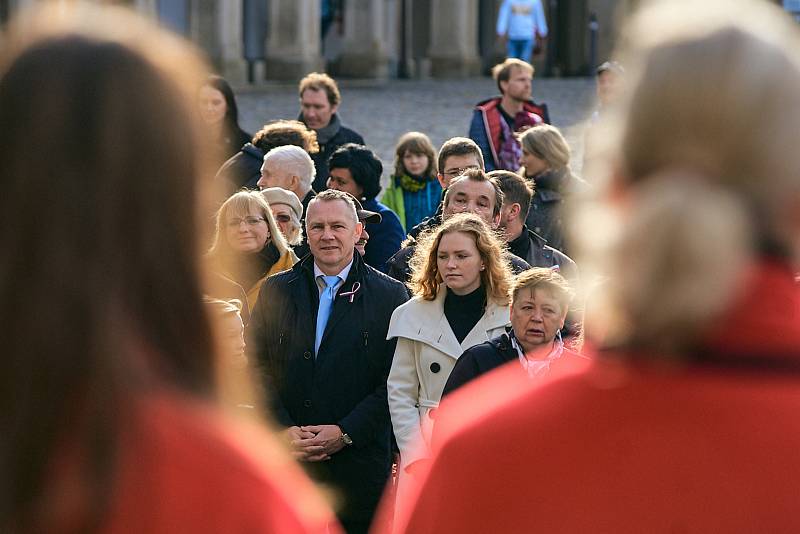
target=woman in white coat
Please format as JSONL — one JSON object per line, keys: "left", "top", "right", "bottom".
{"left": 387, "top": 213, "right": 513, "bottom": 475}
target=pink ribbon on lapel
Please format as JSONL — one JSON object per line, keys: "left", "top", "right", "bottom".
{"left": 339, "top": 282, "right": 361, "bottom": 303}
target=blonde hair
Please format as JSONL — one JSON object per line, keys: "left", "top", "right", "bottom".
{"left": 409, "top": 213, "right": 512, "bottom": 304}
{"left": 511, "top": 267, "right": 573, "bottom": 312}
{"left": 578, "top": 0, "right": 800, "bottom": 353}
{"left": 518, "top": 124, "right": 571, "bottom": 171}
{"left": 208, "top": 191, "right": 291, "bottom": 259}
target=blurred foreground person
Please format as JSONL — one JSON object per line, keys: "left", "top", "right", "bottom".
{"left": 387, "top": 1, "right": 800, "bottom": 532}
{"left": 0, "top": 5, "right": 336, "bottom": 533}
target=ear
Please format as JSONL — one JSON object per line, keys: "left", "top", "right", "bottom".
{"left": 509, "top": 202, "right": 521, "bottom": 221}
{"left": 330, "top": 103, "right": 339, "bottom": 115}
{"left": 290, "top": 175, "right": 300, "bottom": 191}
{"left": 437, "top": 173, "right": 448, "bottom": 189}
{"left": 354, "top": 221, "right": 363, "bottom": 240}
{"left": 491, "top": 212, "right": 501, "bottom": 229}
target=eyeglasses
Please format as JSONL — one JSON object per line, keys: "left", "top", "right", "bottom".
{"left": 443, "top": 165, "right": 480, "bottom": 177}
{"left": 274, "top": 214, "right": 292, "bottom": 224}
{"left": 227, "top": 216, "right": 265, "bottom": 228}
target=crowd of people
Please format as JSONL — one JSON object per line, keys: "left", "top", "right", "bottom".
{"left": 4, "top": 0, "right": 800, "bottom": 533}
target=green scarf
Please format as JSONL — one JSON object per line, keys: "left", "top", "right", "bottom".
{"left": 398, "top": 173, "right": 430, "bottom": 193}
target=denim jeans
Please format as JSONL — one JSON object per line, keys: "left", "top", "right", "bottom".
{"left": 507, "top": 38, "right": 534, "bottom": 61}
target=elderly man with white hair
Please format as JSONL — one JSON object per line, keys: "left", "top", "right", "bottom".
{"left": 258, "top": 144, "right": 317, "bottom": 225}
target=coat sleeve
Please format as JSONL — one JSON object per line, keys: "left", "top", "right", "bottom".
{"left": 496, "top": 0, "right": 510, "bottom": 36}
{"left": 468, "top": 110, "right": 496, "bottom": 172}
{"left": 337, "top": 284, "right": 409, "bottom": 446}
{"left": 441, "top": 348, "right": 481, "bottom": 398}
{"left": 387, "top": 335, "right": 428, "bottom": 468}
{"left": 249, "top": 277, "right": 296, "bottom": 427}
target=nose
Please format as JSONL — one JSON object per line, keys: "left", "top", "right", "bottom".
{"left": 446, "top": 257, "right": 457, "bottom": 269}
{"left": 257, "top": 175, "right": 266, "bottom": 189}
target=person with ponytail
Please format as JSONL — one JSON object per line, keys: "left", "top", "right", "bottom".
{"left": 0, "top": 5, "right": 336, "bottom": 533}
{"left": 385, "top": 1, "right": 800, "bottom": 532}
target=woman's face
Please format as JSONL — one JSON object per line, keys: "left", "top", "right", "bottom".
{"left": 327, "top": 167, "right": 364, "bottom": 199}
{"left": 403, "top": 150, "right": 429, "bottom": 176}
{"left": 521, "top": 148, "right": 549, "bottom": 177}
{"left": 510, "top": 287, "right": 567, "bottom": 352}
{"left": 437, "top": 231, "right": 484, "bottom": 296}
{"left": 224, "top": 208, "right": 270, "bottom": 254}
{"left": 198, "top": 85, "right": 227, "bottom": 126}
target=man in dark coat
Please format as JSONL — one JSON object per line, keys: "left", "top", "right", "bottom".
{"left": 298, "top": 72, "right": 364, "bottom": 192}
{"left": 250, "top": 189, "right": 408, "bottom": 534}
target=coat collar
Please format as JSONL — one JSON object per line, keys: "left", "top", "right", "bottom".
{"left": 388, "top": 285, "right": 511, "bottom": 359}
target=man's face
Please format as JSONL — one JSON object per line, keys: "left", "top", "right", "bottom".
{"left": 258, "top": 158, "right": 295, "bottom": 192}
{"left": 300, "top": 88, "right": 337, "bottom": 130}
{"left": 510, "top": 287, "right": 567, "bottom": 353}
{"left": 443, "top": 178, "right": 499, "bottom": 228}
{"left": 438, "top": 153, "right": 482, "bottom": 189}
{"left": 597, "top": 70, "right": 619, "bottom": 107}
{"left": 355, "top": 223, "right": 370, "bottom": 256}
{"left": 327, "top": 167, "right": 364, "bottom": 199}
{"left": 501, "top": 66, "right": 532, "bottom": 102}
{"left": 306, "top": 199, "right": 362, "bottom": 274}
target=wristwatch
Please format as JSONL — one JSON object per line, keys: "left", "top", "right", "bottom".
{"left": 341, "top": 432, "right": 353, "bottom": 446}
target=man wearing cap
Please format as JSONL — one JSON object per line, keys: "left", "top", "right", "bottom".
{"left": 351, "top": 196, "right": 382, "bottom": 257}
{"left": 251, "top": 189, "right": 408, "bottom": 534}
{"left": 584, "top": 60, "right": 625, "bottom": 176}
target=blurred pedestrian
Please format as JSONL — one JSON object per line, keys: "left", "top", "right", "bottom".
{"left": 496, "top": 0, "right": 548, "bottom": 61}
{"left": 519, "top": 124, "right": 587, "bottom": 255}
{"left": 388, "top": 1, "right": 800, "bottom": 532}
{"left": 0, "top": 5, "right": 336, "bottom": 533}
{"left": 198, "top": 74, "right": 251, "bottom": 165}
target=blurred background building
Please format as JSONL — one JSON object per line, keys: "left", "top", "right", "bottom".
{"left": 0, "top": 0, "right": 790, "bottom": 82}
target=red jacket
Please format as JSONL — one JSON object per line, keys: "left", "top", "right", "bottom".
{"left": 95, "top": 393, "right": 340, "bottom": 533}
{"left": 384, "top": 261, "right": 800, "bottom": 533}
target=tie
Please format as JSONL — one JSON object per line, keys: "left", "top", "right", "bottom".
{"left": 315, "top": 275, "right": 340, "bottom": 355}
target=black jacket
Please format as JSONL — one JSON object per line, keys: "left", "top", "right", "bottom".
{"left": 507, "top": 226, "right": 579, "bottom": 284}
{"left": 249, "top": 252, "right": 408, "bottom": 524}
{"left": 214, "top": 142, "right": 264, "bottom": 196}
{"left": 525, "top": 168, "right": 588, "bottom": 257}
{"left": 442, "top": 332, "right": 518, "bottom": 397}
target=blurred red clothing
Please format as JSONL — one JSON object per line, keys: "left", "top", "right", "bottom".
{"left": 385, "top": 261, "right": 800, "bottom": 533}
{"left": 95, "top": 392, "right": 340, "bottom": 533}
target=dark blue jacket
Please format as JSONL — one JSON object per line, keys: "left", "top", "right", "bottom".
{"left": 214, "top": 142, "right": 264, "bottom": 195}
{"left": 249, "top": 252, "right": 408, "bottom": 525}
{"left": 361, "top": 197, "right": 405, "bottom": 274}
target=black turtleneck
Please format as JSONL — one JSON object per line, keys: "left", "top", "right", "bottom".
{"left": 444, "top": 284, "right": 486, "bottom": 344}
{"left": 508, "top": 225, "right": 531, "bottom": 261}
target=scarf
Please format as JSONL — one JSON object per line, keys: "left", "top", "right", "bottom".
{"left": 309, "top": 113, "right": 342, "bottom": 145}
{"left": 398, "top": 173, "right": 432, "bottom": 193}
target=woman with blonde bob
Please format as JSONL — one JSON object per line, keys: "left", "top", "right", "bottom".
{"left": 387, "top": 213, "right": 512, "bottom": 476}
{"left": 0, "top": 4, "right": 335, "bottom": 533}
{"left": 386, "top": 1, "right": 800, "bottom": 532}
{"left": 518, "top": 123, "right": 586, "bottom": 255}
{"left": 208, "top": 191, "right": 298, "bottom": 311}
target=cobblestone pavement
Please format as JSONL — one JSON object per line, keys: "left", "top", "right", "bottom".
{"left": 236, "top": 77, "right": 597, "bottom": 182}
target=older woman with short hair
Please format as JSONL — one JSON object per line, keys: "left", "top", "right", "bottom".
{"left": 442, "top": 267, "right": 587, "bottom": 396}
{"left": 387, "top": 213, "right": 512, "bottom": 476}
{"left": 208, "top": 191, "right": 298, "bottom": 312}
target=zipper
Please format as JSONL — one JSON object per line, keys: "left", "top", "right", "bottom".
{"left": 362, "top": 330, "right": 369, "bottom": 347}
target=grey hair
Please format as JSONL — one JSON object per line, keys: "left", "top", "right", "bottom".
{"left": 262, "top": 145, "right": 315, "bottom": 194}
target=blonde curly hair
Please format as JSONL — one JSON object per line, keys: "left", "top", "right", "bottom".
{"left": 409, "top": 213, "right": 512, "bottom": 304}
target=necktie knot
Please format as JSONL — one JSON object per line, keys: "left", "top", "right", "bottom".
{"left": 322, "top": 275, "right": 340, "bottom": 289}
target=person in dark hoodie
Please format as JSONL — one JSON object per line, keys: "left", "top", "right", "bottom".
{"left": 215, "top": 119, "right": 319, "bottom": 198}
{"left": 298, "top": 72, "right": 364, "bottom": 192}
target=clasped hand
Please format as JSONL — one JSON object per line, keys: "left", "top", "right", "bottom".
{"left": 285, "top": 424, "right": 346, "bottom": 462}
